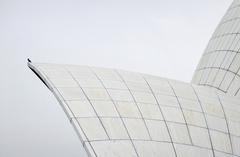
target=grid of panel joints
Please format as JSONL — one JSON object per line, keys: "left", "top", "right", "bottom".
{"left": 169, "top": 81, "right": 230, "bottom": 156}
{"left": 220, "top": 0, "right": 240, "bottom": 25}
{"left": 37, "top": 64, "right": 240, "bottom": 157}
{"left": 194, "top": 51, "right": 240, "bottom": 95}
{"left": 195, "top": 41, "right": 240, "bottom": 93}
{"left": 192, "top": 86, "right": 233, "bottom": 157}
{"left": 217, "top": 93, "right": 240, "bottom": 156}
{"left": 194, "top": 52, "right": 240, "bottom": 95}
{"left": 194, "top": 86, "right": 240, "bottom": 156}
{"left": 88, "top": 67, "right": 141, "bottom": 157}
{"left": 36, "top": 65, "right": 99, "bottom": 157}
{"left": 194, "top": 4, "right": 240, "bottom": 61}
{"left": 192, "top": 2, "right": 240, "bottom": 96}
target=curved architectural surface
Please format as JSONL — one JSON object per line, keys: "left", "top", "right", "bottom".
{"left": 29, "top": 1, "right": 240, "bottom": 157}
{"left": 192, "top": 0, "right": 240, "bottom": 97}
{"left": 28, "top": 63, "right": 240, "bottom": 157}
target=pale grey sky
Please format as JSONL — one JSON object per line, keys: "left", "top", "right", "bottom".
{"left": 0, "top": 0, "right": 232, "bottom": 156}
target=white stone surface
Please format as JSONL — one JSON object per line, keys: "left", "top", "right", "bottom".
{"left": 29, "top": 60, "right": 240, "bottom": 156}
{"left": 29, "top": 1, "right": 240, "bottom": 156}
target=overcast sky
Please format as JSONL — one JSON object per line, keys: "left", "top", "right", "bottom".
{"left": 0, "top": 0, "right": 232, "bottom": 156}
